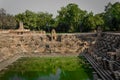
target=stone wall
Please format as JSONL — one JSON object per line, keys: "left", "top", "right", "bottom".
{"left": 88, "top": 32, "right": 120, "bottom": 80}
{"left": 93, "top": 32, "right": 120, "bottom": 61}
{"left": 0, "top": 33, "right": 96, "bottom": 63}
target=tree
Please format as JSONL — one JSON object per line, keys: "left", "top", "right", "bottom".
{"left": 81, "top": 12, "right": 104, "bottom": 32}
{"left": 81, "top": 12, "right": 95, "bottom": 32}
{"left": 104, "top": 2, "right": 120, "bottom": 31}
{"left": 94, "top": 14, "right": 104, "bottom": 30}
{"left": 57, "top": 3, "right": 86, "bottom": 32}
{"left": 36, "top": 12, "right": 53, "bottom": 31}
{"left": 15, "top": 10, "right": 37, "bottom": 30}
{"left": 15, "top": 10, "right": 53, "bottom": 31}
{"left": 56, "top": 7, "right": 69, "bottom": 32}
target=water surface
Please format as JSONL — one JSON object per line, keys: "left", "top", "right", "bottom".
{"left": 0, "top": 56, "right": 93, "bottom": 80}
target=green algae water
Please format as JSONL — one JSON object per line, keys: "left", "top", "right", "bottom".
{"left": 0, "top": 56, "right": 93, "bottom": 80}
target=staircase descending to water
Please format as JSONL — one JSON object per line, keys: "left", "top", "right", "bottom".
{"left": 80, "top": 32, "right": 120, "bottom": 80}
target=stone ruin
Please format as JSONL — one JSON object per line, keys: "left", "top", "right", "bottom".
{"left": 0, "top": 29, "right": 95, "bottom": 63}
{"left": 0, "top": 23, "right": 119, "bottom": 80}
{"left": 51, "top": 29, "right": 57, "bottom": 41}
{"left": 83, "top": 31, "right": 120, "bottom": 80}
{"left": 19, "top": 21, "right": 24, "bottom": 30}
{"left": 9, "top": 21, "right": 30, "bottom": 35}
{"left": 0, "top": 24, "right": 100, "bottom": 78}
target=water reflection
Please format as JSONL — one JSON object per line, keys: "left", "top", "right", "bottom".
{"left": 9, "top": 68, "right": 61, "bottom": 80}
{"left": 10, "top": 75, "right": 25, "bottom": 80}
{"left": 37, "top": 68, "right": 61, "bottom": 80}
{"left": 0, "top": 57, "right": 93, "bottom": 80}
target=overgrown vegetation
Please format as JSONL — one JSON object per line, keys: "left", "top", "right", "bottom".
{"left": 0, "top": 2, "right": 120, "bottom": 32}
{"left": 0, "top": 57, "right": 93, "bottom": 80}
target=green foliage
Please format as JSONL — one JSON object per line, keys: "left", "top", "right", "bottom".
{"left": 104, "top": 2, "right": 120, "bottom": 31}
{"left": 57, "top": 3, "right": 87, "bottom": 32}
{"left": 1, "top": 2, "right": 120, "bottom": 32}
{"left": 15, "top": 10, "right": 53, "bottom": 31}
{"left": 81, "top": 12, "right": 104, "bottom": 32}
{"left": 36, "top": 12, "right": 53, "bottom": 32}
{"left": 56, "top": 2, "right": 120, "bottom": 32}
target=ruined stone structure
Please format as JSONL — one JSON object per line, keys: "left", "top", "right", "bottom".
{"left": 81, "top": 29, "right": 120, "bottom": 80}
{"left": 51, "top": 29, "right": 57, "bottom": 41}
{"left": 9, "top": 22, "right": 30, "bottom": 35}
{"left": 0, "top": 23, "right": 96, "bottom": 64}
{"left": 0, "top": 23, "right": 120, "bottom": 80}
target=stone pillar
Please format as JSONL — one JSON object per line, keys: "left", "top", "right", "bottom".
{"left": 93, "top": 54, "right": 97, "bottom": 61}
{"left": 96, "top": 57, "right": 102, "bottom": 65}
{"left": 102, "top": 58, "right": 108, "bottom": 70}
{"left": 19, "top": 21, "right": 24, "bottom": 30}
{"left": 93, "top": 72, "right": 99, "bottom": 80}
{"left": 108, "top": 60, "right": 115, "bottom": 71}
{"left": 114, "top": 71, "right": 120, "bottom": 80}
{"left": 42, "top": 31, "right": 47, "bottom": 42}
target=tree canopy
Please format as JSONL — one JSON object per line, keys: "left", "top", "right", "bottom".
{"left": 0, "top": 2, "right": 120, "bottom": 32}
{"left": 56, "top": 3, "right": 87, "bottom": 32}
{"left": 15, "top": 10, "right": 53, "bottom": 31}
{"left": 104, "top": 2, "right": 120, "bottom": 31}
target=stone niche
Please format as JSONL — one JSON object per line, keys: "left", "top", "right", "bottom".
{"left": 51, "top": 29, "right": 57, "bottom": 41}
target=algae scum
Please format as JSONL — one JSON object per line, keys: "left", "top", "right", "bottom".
{"left": 0, "top": 56, "right": 93, "bottom": 80}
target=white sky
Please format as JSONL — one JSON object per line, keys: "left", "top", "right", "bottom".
{"left": 0, "top": 0, "right": 120, "bottom": 17}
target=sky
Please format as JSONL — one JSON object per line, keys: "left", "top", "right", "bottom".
{"left": 0, "top": 0, "right": 120, "bottom": 17}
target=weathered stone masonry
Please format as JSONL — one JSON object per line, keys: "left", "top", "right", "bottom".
{"left": 0, "top": 32, "right": 96, "bottom": 64}
{"left": 82, "top": 32, "right": 120, "bottom": 80}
